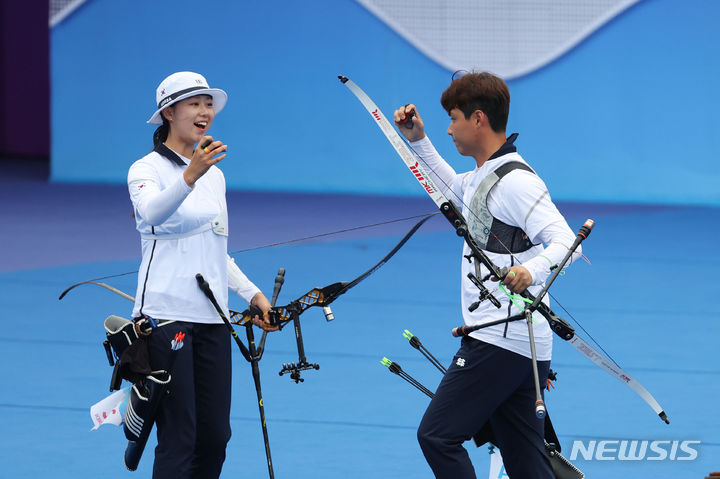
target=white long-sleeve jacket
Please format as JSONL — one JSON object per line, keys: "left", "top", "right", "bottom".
{"left": 410, "top": 135, "right": 581, "bottom": 360}
{"left": 127, "top": 143, "right": 260, "bottom": 323}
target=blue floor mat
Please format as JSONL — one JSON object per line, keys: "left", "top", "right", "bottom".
{"left": 1, "top": 179, "right": 718, "bottom": 477}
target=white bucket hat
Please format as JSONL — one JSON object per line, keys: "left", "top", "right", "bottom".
{"left": 147, "top": 71, "right": 228, "bottom": 125}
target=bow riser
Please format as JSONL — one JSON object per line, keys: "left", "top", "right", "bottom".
{"left": 230, "top": 282, "right": 350, "bottom": 329}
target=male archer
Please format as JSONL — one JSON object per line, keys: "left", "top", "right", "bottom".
{"left": 393, "top": 72, "right": 582, "bottom": 478}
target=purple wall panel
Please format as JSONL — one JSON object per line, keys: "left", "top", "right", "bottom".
{"left": 0, "top": 0, "right": 49, "bottom": 158}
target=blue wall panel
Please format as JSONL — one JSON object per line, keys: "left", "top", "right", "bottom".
{"left": 508, "top": 0, "right": 720, "bottom": 205}
{"left": 51, "top": 0, "right": 720, "bottom": 205}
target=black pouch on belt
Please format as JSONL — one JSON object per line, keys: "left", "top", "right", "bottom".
{"left": 103, "top": 316, "right": 153, "bottom": 390}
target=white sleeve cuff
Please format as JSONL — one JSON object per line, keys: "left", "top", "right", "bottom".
{"left": 407, "top": 136, "right": 457, "bottom": 196}
{"left": 227, "top": 256, "right": 261, "bottom": 303}
{"left": 408, "top": 136, "right": 434, "bottom": 155}
{"left": 522, "top": 242, "right": 583, "bottom": 286}
{"left": 522, "top": 255, "right": 553, "bottom": 286}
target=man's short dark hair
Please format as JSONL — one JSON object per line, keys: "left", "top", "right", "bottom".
{"left": 440, "top": 72, "right": 510, "bottom": 133}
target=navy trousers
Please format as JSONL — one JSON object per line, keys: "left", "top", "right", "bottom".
{"left": 147, "top": 321, "right": 232, "bottom": 479}
{"left": 417, "top": 337, "right": 553, "bottom": 479}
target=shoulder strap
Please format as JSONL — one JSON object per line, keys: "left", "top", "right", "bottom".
{"left": 467, "top": 161, "right": 535, "bottom": 251}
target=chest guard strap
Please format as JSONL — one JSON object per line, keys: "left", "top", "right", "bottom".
{"left": 467, "top": 161, "right": 536, "bottom": 254}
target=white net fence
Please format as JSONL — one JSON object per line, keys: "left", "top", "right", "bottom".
{"left": 49, "top": 0, "right": 639, "bottom": 79}
{"left": 355, "top": 0, "right": 640, "bottom": 78}
{"left": 50, "top": 0, "right": 88, "bottom": 27}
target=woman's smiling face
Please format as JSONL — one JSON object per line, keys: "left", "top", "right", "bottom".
{"left": 164, "top": 94, "right": 215, "bottom": 147}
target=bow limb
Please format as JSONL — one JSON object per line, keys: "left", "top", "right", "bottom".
{"left": 231, "top": 212, "right": 438, "bottom": 328}
{"left": 330, "top": 211, "right": 439, "bottom": 295}
{"left": 339, "top": 75, "right": 670, "bottom": 424}
{"left": 59, "top": 280, "right": 135, "bottom": 303}
{"left": 567, "top": 334, "right": 669, "bottom": 424}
